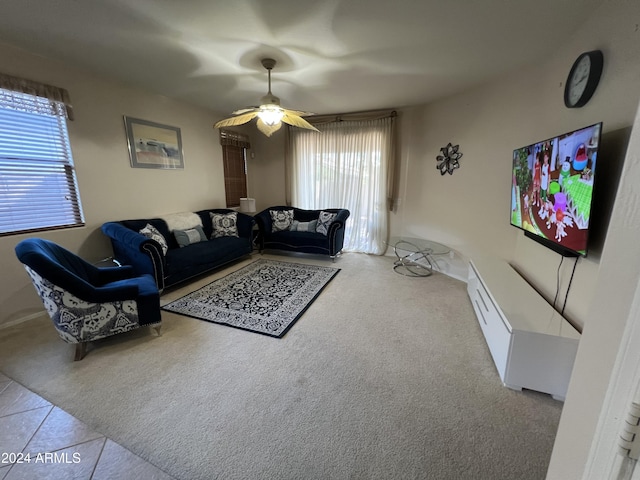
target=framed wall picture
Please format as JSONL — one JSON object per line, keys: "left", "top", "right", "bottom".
{"left": 124, "top": 116, "right": 184, "bottom": 169}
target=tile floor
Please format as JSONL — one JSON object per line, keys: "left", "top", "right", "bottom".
{"left": 0, "top": 371, "right": 175, "bottom": 480}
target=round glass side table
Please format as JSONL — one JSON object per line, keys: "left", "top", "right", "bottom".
{"left": 386, "top": 237, "right": 451, "bottom": 277}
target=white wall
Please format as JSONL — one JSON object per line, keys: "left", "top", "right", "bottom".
{"left": 0, "top": 42, "right": 227, "bottom": 328}
{"left": 245, "top": 127, "right": 288, "bottom": 212}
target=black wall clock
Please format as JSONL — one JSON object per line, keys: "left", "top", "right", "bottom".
{"left": 564, "top": 50, "right": 604, "bottom": 108}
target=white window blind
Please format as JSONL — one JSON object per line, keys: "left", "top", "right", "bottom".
{"left": 0, "top": 88, "right": 84, "bottom": 235}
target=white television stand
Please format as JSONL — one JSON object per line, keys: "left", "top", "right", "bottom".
{"left": 467, "top": 256, "right": 580, "bottom": 401}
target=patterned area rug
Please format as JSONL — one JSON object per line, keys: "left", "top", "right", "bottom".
{"left": 161, "top": 259, "right": 340, "bottom": 337}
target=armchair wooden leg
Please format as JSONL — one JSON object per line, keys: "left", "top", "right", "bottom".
{"left": 74, "top": 343, "right": 88, "bottom": 361}
{"left": 152, "top": 325, "right": 162, "bottom": 336}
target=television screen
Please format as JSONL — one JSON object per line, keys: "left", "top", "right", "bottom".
{"left": 510, "top": 122, "right": 602, "bottom": 256}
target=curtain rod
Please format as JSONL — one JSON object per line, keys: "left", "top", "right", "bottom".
{"left": 306, "top": 109, "right": 397, "bottom": 125}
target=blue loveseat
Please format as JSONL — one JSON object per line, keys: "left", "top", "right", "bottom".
{"left": 254, "top": 206, "right": 350, "bottom": 260}
{"left": 102, "top": 209, "right": 254, "bottom": 291}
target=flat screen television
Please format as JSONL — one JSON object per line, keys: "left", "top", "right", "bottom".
{"left": 510, "top": 122, "right": 602, "bottom": 257}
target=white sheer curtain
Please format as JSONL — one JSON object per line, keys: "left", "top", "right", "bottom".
{"left": 288, "top": 116, "right": 393, "bottom": 254}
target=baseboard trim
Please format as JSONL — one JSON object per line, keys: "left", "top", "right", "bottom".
{"left": 0, "top": 310, "right": 46, "bottom": 330}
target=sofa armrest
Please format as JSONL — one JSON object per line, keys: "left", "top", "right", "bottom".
{"left": 254, "top": 209, "right": 272, "bottom": 232}
{"left": 101, "top": 222, "right": 166, "bottom": 290}
{"left": 326, "top": 209, "right": 350, "bottom": 255}
{"left": 328, "top": 209, "right": 350, "bottom": 230}
{"left": 235, "top": 212, "right": 255, "bottom": 240}
{"left": 82, "top": 279, "right": 140, "bottom": 303}
{"left": 91, "top": 264, "right": 134, "bottom": 285}
{"left": 254, "top": 208, "right": 276, "bottom": 250}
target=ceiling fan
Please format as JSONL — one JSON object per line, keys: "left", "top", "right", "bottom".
{"left": 214, "top": 58, "right": 320, "bottom": 137}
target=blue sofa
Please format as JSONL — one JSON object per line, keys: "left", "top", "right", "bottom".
{"left": 254, "top": 206, "right": 350, "bottom": 260}
{"left": 102, "top": 209, "right": 254, "bottom": 291}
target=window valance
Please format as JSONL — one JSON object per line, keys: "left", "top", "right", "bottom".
{"left": 0, "top": 73, "right": 74, "bottom": 120}
{"left": 219, "top": 129, "right": 251, "bottom": 149}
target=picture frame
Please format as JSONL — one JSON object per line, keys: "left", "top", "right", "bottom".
{"left": 124, "top": 116, "right": 184, "bottom": 169}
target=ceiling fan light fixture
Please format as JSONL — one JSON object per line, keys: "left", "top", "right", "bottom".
{"left": 257, "top": 105, "right": 284, "bottom": 126}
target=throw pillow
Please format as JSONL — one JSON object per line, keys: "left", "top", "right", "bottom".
{"left": 174, "top": 225, "right": 207, "bottom": 248}
{"left": 316, "top": 211, "right": 337, "bottom": 236}
{"left": 270, "top": 209, "right": 294, "bottom": 232}
{"left": 139, "top": 223, "right": 168, "bottom": 255}
{"left": 210, "top": 212, "right": 239, "bottom": 238}
{"left": 290, "top": 219, "right": 318, "bottom": 232}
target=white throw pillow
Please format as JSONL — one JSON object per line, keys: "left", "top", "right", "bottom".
{"left": 270, "top": 209, "right": 294, "bottom": 232}
{"left": 174, "top": 225, "right": 207, "bottom": 247}
{"left": 139, "top": 223, "right": 168, "bottom": 255}
{"left": 316, "top": 211, "right": 337, "bottom": 236}
{"left": 210, "top": 212, "right": 239, "bottom": 238}
{"left": 290, "top": 219, "right": 318, "bottom": 232}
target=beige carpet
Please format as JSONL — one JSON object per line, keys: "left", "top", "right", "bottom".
{"left": 0, "top": 253, "right": 562, "bottom": 480}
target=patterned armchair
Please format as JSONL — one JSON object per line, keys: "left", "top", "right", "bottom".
{"left": 15, "top": 238, "right": 161, "bottom": 360}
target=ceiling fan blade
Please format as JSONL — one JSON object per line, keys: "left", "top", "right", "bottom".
{"left": 281, "top": 112, "right": 320, "bottom": 132}
{"left": 283, "top": 108, "right": 315, "bottom": 117}
{"left": 256, "top": 118, "right": 283, "bottom": 137}
{"left": 213, "top": 111, "right": 258, "bottom": 129}
{"left": 232, "top": 107, "right": 259, "bottom": 115}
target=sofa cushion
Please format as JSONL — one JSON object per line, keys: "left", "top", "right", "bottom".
{"left": 267, "top": 230, "right": 329, "bottom": 250}
{"left": 210, "top": 211, "right": 239, "bottom": 238}
{"left": 139, "top": 223, "right": 168, "bottom": 255}
{"left": 316, "top": 211, "right": 337, "bottom": 236}
{"left": 174, "top": 225, "right": 207, "bottom": 247}
{"left": 164, "top": 236, "right": 251, "bottom": 285}
{"left": 270, "top": 209, "right": 294, "bottom": 232}
{"left": 290, "top": 219, "right": 318, "bottom": 232}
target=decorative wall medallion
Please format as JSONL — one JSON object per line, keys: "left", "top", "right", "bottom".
{"left": 436, "top": 143, "right": 463, "bottom": 175}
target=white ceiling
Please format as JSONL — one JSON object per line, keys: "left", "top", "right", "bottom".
{"left": 0, "top": 0, "right": 604, "bottom": 116}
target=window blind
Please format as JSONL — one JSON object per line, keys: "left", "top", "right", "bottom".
{"left": 222, "top": 144, "right": 247, "bottom": 208}
{"left": 0, "top": 88, "right": 84, "bottom": 235}
{"left": 219, "top": 129, "right": 251, "bottom": 149}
